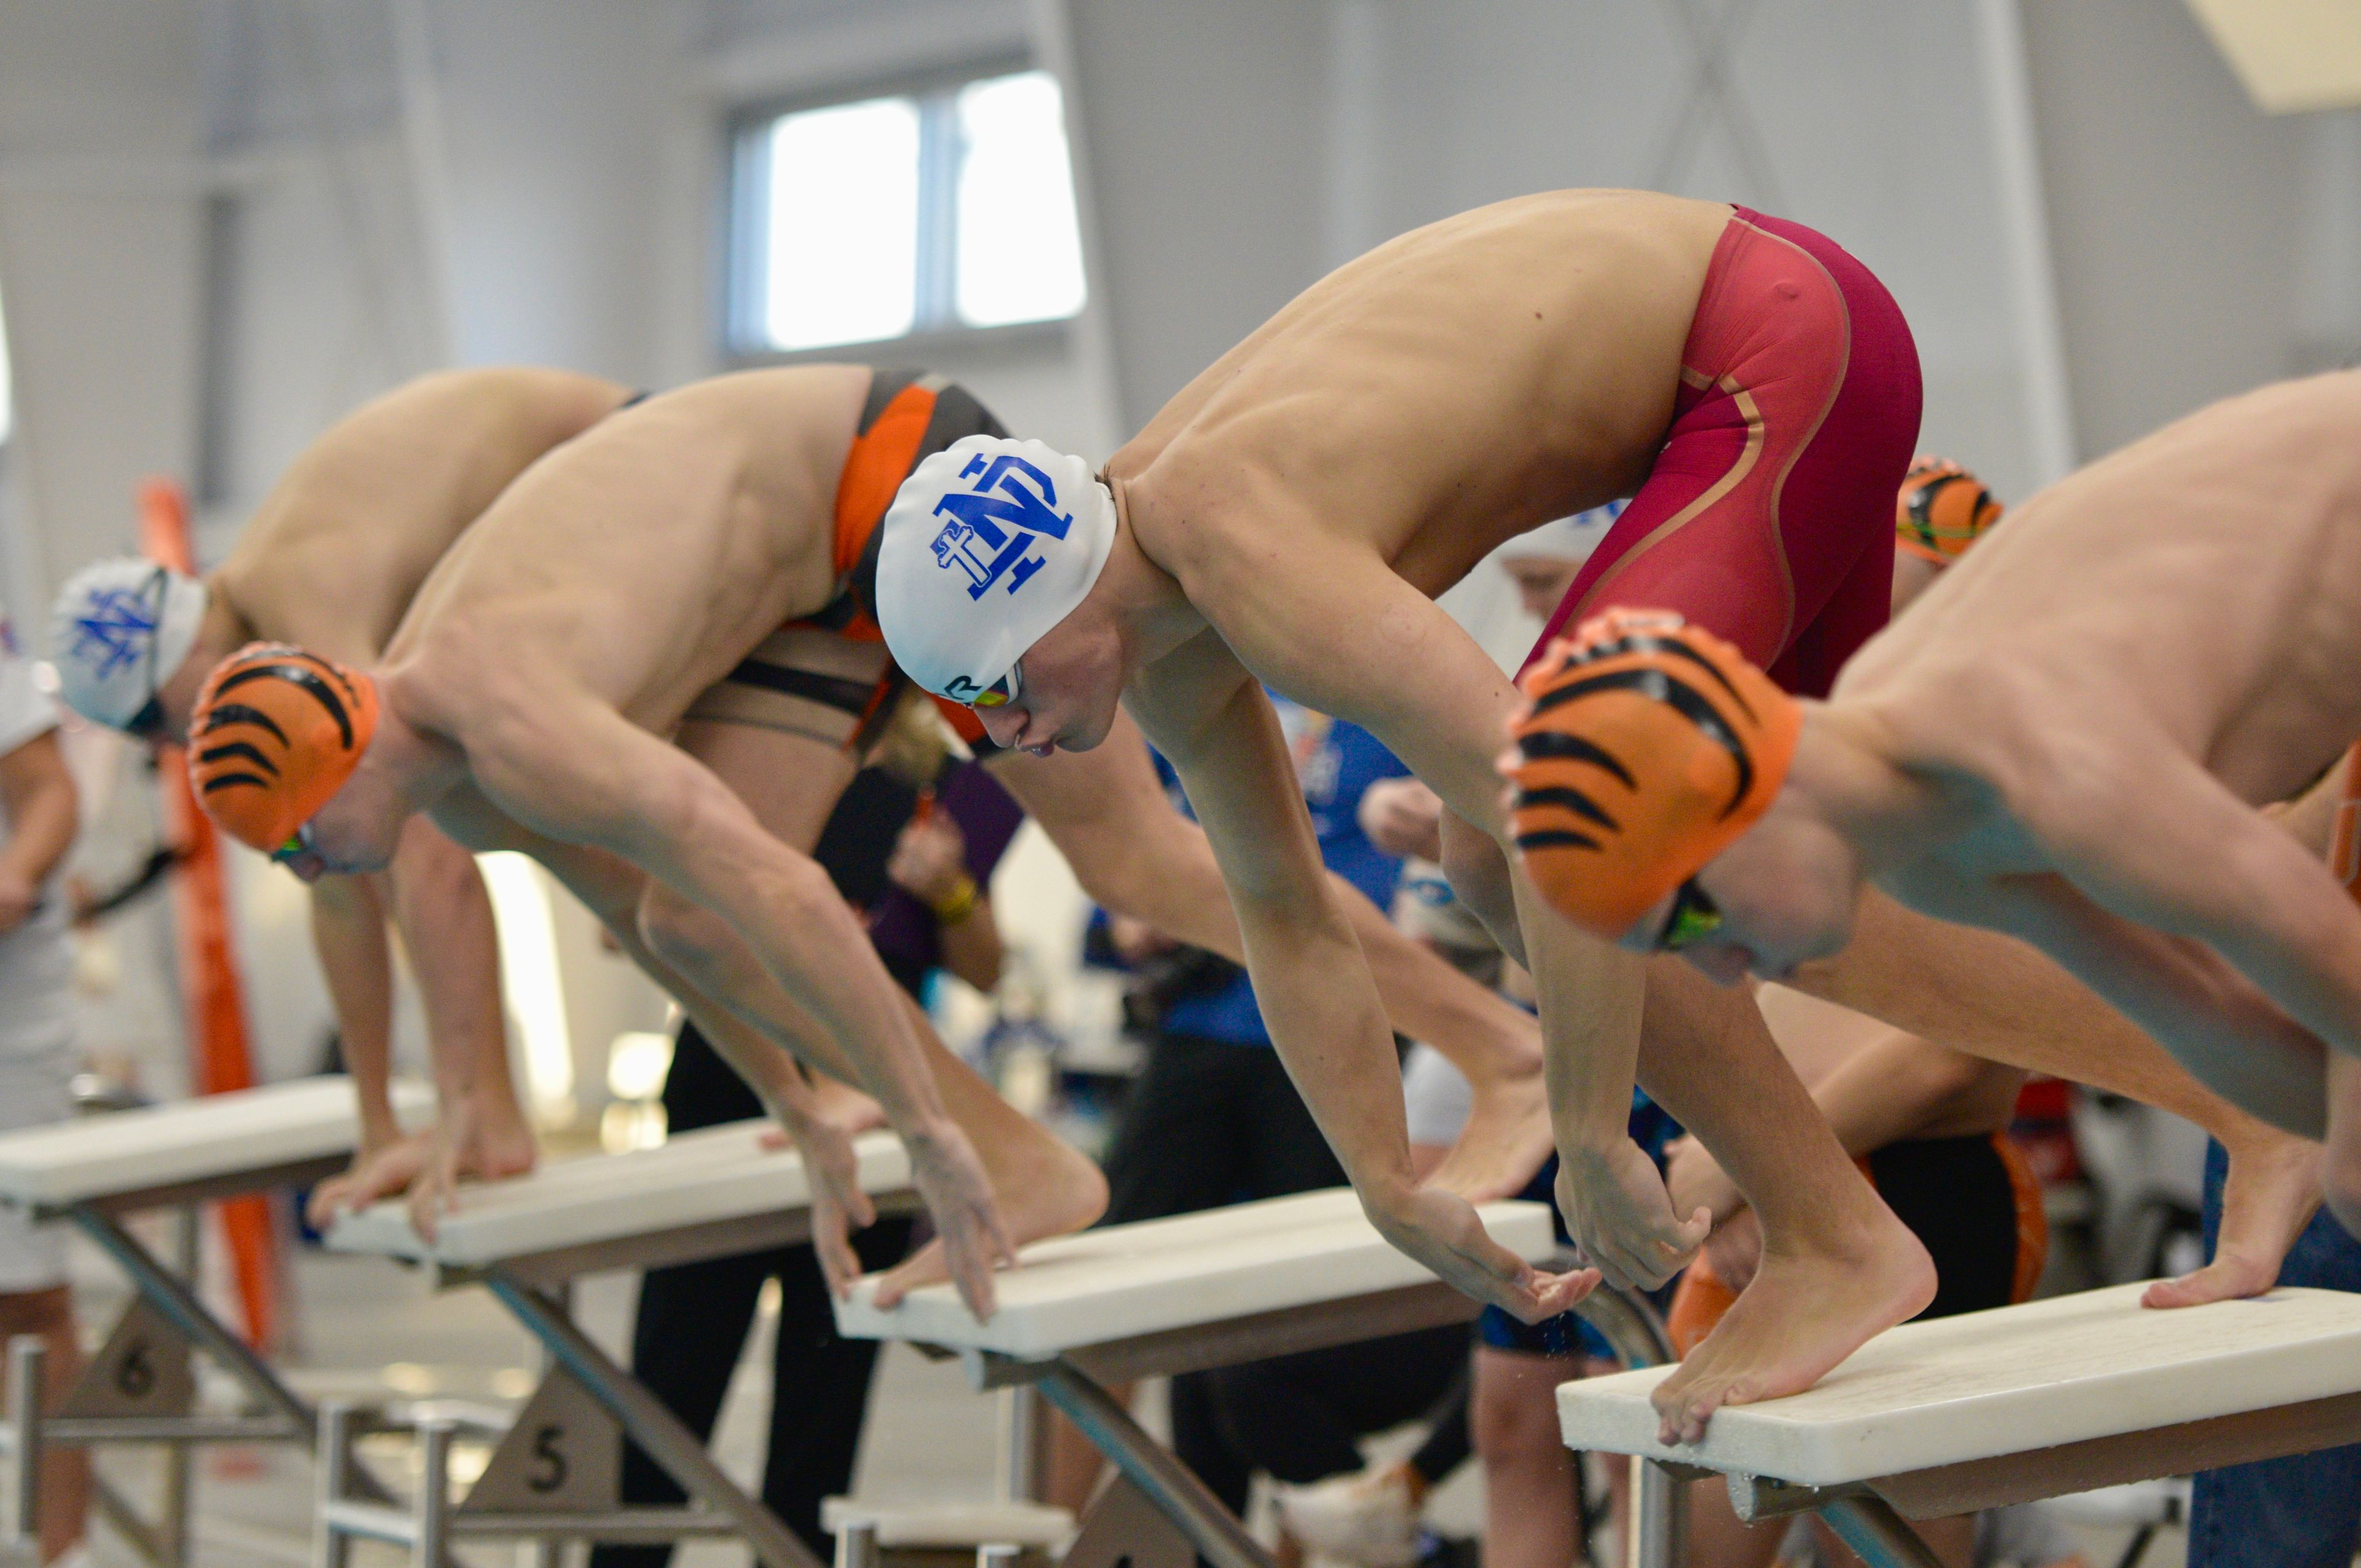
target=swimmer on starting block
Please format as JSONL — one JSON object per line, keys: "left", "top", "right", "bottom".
{"left": 1506, "top": 372, "right": 2361, "bottom": 1288}
{"left": 173, "top": 366, "right": 1556, "bottom": 1314}
{"left": 49, "top": 368, "right": 623, "bottom": 1227}
{"left": 869, "top": 189, "right": 2323, "bottom": 1431}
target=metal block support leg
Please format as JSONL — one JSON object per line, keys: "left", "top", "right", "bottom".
{"left": 6, "top": 1337, "right": 42, "bottom": 1557}
{"left": 837, "top": 1520, "right": 878, "bottom": 1568}
{"left": 484, "top": 1272, "right": 821, "bottom": 1568}
{"left": 69, "top": 1210, "right": 310, "bottom": 1436}
{"left": 1629, "top": 1459, "right": 1690, "bottom": 1568}
{"left": 1819, "top": 1495, "right": 1948, "bottom": 1568}
{"left": 414, "top": 1420, "right": 453, "bottom": 1568}
{"left": 1030, "top": 1361, "right": 1271, "bottom": 1568}
{"left": 315, "top": 1401, "right": 355, "bottom": 1568}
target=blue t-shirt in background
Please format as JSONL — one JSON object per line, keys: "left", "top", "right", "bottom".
{"left": 1155, "top": 696, "right": 1410, "bottom": 1047}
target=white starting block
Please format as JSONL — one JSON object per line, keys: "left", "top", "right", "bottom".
{"left": 0, "top": 1075, "right": 429, "bottom": 1567}
{"left": 322, "top": 1120, "right": 917, "bottom": 1568}
{"left": 836, "top": 1187, "right": 1559, "bottom": 1568}
{"left": 1557, "top": 1280, "right": 2361, "bottom": 1568}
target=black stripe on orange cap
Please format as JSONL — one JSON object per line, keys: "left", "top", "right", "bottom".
{"left": 188, "top": 643, "right": 381, "bottom": 854}
{"left": 1502, "top": 608, "right": 1800, "bottom": 940}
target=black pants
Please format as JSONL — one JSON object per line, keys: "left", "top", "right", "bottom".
{"left": 590, "top": 1025, "right": 912, "bottom": 1568}
{"left": 1103, "top": 1032, "right": 1472, "bottom": 1515}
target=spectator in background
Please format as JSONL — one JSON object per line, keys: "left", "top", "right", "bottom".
{"left": 596, "top": 691, "right": 1022, "bottom": 1567}
{"left": 0, "top": 624, "right": 90, "bottom": 1567}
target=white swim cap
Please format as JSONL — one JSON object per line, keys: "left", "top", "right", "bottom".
{"left": 49, "top": 557, "right": 208, "bottom": 731}
{"left": 875, "top": 435, "right": 1117, "bottom": 704}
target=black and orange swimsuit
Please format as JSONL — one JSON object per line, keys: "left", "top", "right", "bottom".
{"left": 681, "top": 370, "right": 1006, "bottom": 752}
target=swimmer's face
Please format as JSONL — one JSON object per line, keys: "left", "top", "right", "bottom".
{"left": 1626, "top": 799, "right": 1861, "bottom": 984}
{"left": 289, "top": 774, "right": 405, "bottom": 883}
{"left": 1502, "top": 556, "right": 1585, "bottom": 624}
{"left": 973, "top": 604, "right": 1125, "bottom": 758}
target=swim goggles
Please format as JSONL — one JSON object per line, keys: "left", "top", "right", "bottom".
{"left": 1653, "top": 877, "right": 1722, "bottom": 952}
{"left": 271, "top": 822, "right": 318, "bottom": 869}
{"left": 970, "top": 660, "right": 1022, "bottom": 709}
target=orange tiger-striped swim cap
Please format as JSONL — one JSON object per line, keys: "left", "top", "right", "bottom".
{"left": 1896, "top": 456, "right": 2003, "bottom": 564}
{"left": 1504, "top": 609, "right": 1799, "bottom": 940}
{"left": 188, "top": 643, "right": 380, "bottom": 855}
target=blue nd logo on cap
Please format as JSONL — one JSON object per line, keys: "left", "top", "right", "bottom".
{"left": 874, "top": 434, "right": 1118, "bottom": 707}
{"left": 927, "top": 451, "right": 1075, "bottom": 602}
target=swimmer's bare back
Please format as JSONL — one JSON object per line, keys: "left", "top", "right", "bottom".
{"left": 1835, "top": 371, "right": 2361, "bottom": 813}
{"left": 1113, "top": 190, "right": 1731, "bottom": 598}
{"left": 382, "top": 366, "right": 869, "bottom": 735}
{"left": 217, "top": 366, "right": 631, "bottom": 667}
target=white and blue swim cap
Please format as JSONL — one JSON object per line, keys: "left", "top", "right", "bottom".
{"left": 49, "top": 556, "right": 209, "bottom": 732}
{"left": 874, "top": 435, "right": 1117, "bottom": 705}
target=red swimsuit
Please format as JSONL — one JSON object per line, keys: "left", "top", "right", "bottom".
{"left": 1524, "top": 207, "right": 1923, "bottom": 698}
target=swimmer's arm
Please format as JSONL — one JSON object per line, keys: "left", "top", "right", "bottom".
{"left": 988, "top": 715, "right": 1546, "bottom": 1101}
{"left": 427, "top": 775, "right": 888, "bottom": 1287}
{"left": 1126, "top": 635, "right": 1420, "bottom": 1198}
{"left": 1129, "top": 633, "right": 1591, "bottom": 1316}
{"left": 1888, "top": 858, "right": 2330, "bottom": 1138}
{"left": 2025, "top": 756, "right": 2361, "bottom": 1066}
{"left": 431, "top": 775, "right": 871, "bottom": 1116}
{"left": 1170, "top": 520, "right": 1650, "bottom": 1155}
{"left": 306, "top": 874, "right": 405, "bottom": 1155}
{"left": 1168, "top": 509, "right": 1658, "bottom": 1207}
{"left": 462, "top": 697, "right": 962, "bottom": 1146}
{"left": 381, "top": 818, "right": 515, "bottom": 1146}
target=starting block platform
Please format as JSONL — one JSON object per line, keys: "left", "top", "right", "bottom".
{"left": 1558, "top": 1280, "right": 2361, "bottom": 1568}
{"left": 837, "top": 1187, "right": 1562, "bottom": 1568}
{"left": 0, "top": 1075, "right": 430, "bottom": 1567}
{"left": 322, "top": 1120, "right": 918, "bottom": 1568}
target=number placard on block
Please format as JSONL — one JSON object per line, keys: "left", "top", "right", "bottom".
{"left": 1059, "top": 1476, "right": 1193, "bottom": 1568}
{"left": 59, "top": 1299, "right": 196, "bottom": 1420}
{"left": 459, "top": 1366, "right": 623, "bottom": 1514}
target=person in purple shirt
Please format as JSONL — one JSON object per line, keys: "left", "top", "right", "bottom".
{"left": 596, "top": 695, "right": 1025, "bottom": 1567}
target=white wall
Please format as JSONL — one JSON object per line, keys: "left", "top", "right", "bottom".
{"left": 0, "top": 1, "right": 208, "bottom": 628}
{"left": 2025, "top": 0, "right": 2360, "bottom": 460}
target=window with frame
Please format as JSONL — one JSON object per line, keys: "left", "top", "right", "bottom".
{"left": 729, "top": 65, "right": 1088, "bottom": 355}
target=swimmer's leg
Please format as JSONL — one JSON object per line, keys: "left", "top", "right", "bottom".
{"left": 1795, "top": 890, "right": 2327, "bottom": 1305}
{"left": 1628, "top": 960, "right": 1932, "bottom": 1444}
{"left": 2325, "top": 1055, "right": 2361, "bottom": 1240}
{"left": 1439, "top": 807, "right": 1527, "bottom": 967}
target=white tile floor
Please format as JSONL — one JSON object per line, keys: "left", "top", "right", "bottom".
{"left": 46, "top": 1232, "right": 2199, "bottom": 1568}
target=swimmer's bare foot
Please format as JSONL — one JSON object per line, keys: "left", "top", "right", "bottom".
{"left": 406, "top": 1094, "right": 542, "bottom": 1243}
{"left": 1428, "top": 1055, "right": 1554, "bottom": 1202}
{"left": 1650, "top": 1203, "right": 1934, "bottom": 1446}
{"left": 870, "top": 1119, "right": 1107, "bottom": 1312}
{"left": 2145, "top": 1117, "right": 2320, "bottom": 1309}
{"left": 307, "top": 1133, "right": 433, "bottom": 1229}
{"left": 472, "top": 1097, "right": 540, "bottom": 1181}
